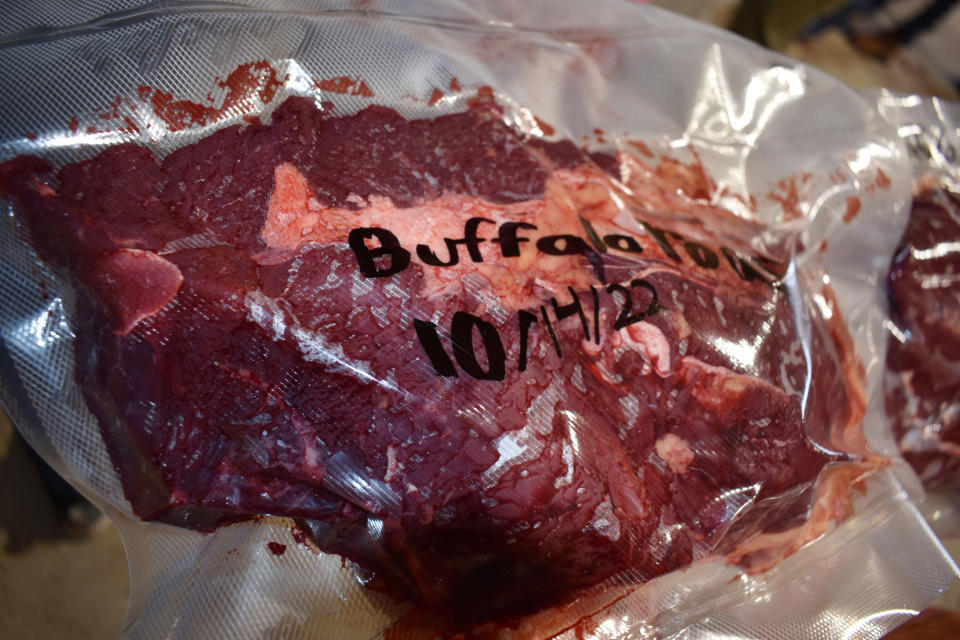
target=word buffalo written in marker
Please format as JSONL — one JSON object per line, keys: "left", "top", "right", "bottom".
{"left": 346, "top": 217, "right": 783, "bottom": 286}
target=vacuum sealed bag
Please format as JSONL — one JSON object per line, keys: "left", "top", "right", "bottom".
{"left": 0, "top": 1, "right": 956, "bottom": 638}
{"left": 874, "top": 91, "right": 960, "bottom": 534}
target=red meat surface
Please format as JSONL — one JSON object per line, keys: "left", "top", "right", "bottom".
{"left": 0, "top": 96, "right": 867, "bottom": 626}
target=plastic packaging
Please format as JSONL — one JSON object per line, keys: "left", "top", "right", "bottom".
{"left": 0, "top": 2, "right": 956, "bottom": 638}
{"left": 873, "top": 91, "right": 960, "bottom": 535}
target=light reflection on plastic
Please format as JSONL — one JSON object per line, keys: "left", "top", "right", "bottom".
{"left": 812, "top": 292, "right": 833, "bottom": 321}
{"left": 507, "top": 104, "right": 545, "bottom": 138}
{"left": 325, "top": 452, "right": 402, "bottom": 514}
{"left": 367, "top": 517, "right": 384, "bottom": 543}
{"left": 884, "top": 318, "right": 911, "bottom": 344}
{"left": 283, "top": 60, "right": 314, "bottom": 96}
{"left": 898, "top": 123, "right": 924, "bottom": 140}
{"left": 688, "top": 46, "right": 805, "bottom": 145}
{"left": 921, "top": 274, "right": 960, "bottom": 288}
{"left": 783, "top": 262, "right": 813, "bottom": 422}
{"left": 484, "top": 428, "right": 536, "bottom": 487}
{"left": 808, "top": 182, "right": 847, "bottom": 222}
{"left": 710, "top": 315, "right": 772, "bottom": 374}
{"left": 710, "top": 336, "right": 758, "bottom": 372}
{"left": 562, "top": 409, "right": 583, "bottom": 457}
{"left": 41, "top": 131, "right": 131, "bottom": 148}
{"left": 589, "top": 614, "right": 631, "bottom": 639}
{"left": 736, "top": 572, "right": 773, "bottom": 606}
{"left": 898, "top": 94, "right": 924, "bottom": 108}
{"left": 931, "top": 97, "right": 954, "bottom": 132}
{"left": 26, "top": 298, "right": 70, "bottom": 348}
{"left": 457, "top": 400, "right": 497, "bottom": 428}
{"left": 848, "top": 143, "right": 892, "bottom": 175}
{"left": 921, "top": 422, "right": 944, "bottom": 438}
{"left": 657, "top": 522, "right": 683, "bottom": 545}
{"left": 687, "top": 45, "right": 728, "bottom": 140}
{"left": 245, "top": 290, "right": 408, "bottom": 397}
{"left": 606, "top": 187, "right": 627, "bottom": 213}
{"left": 840, "top": 609, "right": 918, "bottom": 640}
{"left": 714, "top": 483, "right": 761, "bottom": 522}
{"left": 494, "top": 432, "right": 525, "bottom": 465}
{"left": 728, "top": 65, "right": 805, "bottom": 138}
{"left": 911, "top": 241, "right": 960, "bottom": 260}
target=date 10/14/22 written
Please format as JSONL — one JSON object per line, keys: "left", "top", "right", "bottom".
{"left": 414, "top": 280, "right": 661, "bottom": 380}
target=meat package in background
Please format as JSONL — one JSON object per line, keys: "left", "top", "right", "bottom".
{"left": 886, "top": 188, "right": 960, "bottom": 491}
{"left": 0, "top": 89, "right": 877, "bottom": 629}
{"left": 875, "top": 92, "right": 960, "bottom": 503}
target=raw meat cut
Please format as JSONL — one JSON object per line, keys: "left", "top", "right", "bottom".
{"left": 0, "top": 95, "right": 868, "bottom": 626}
{"left": 886, "top": 189, "right": 960, "bottom": 490}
